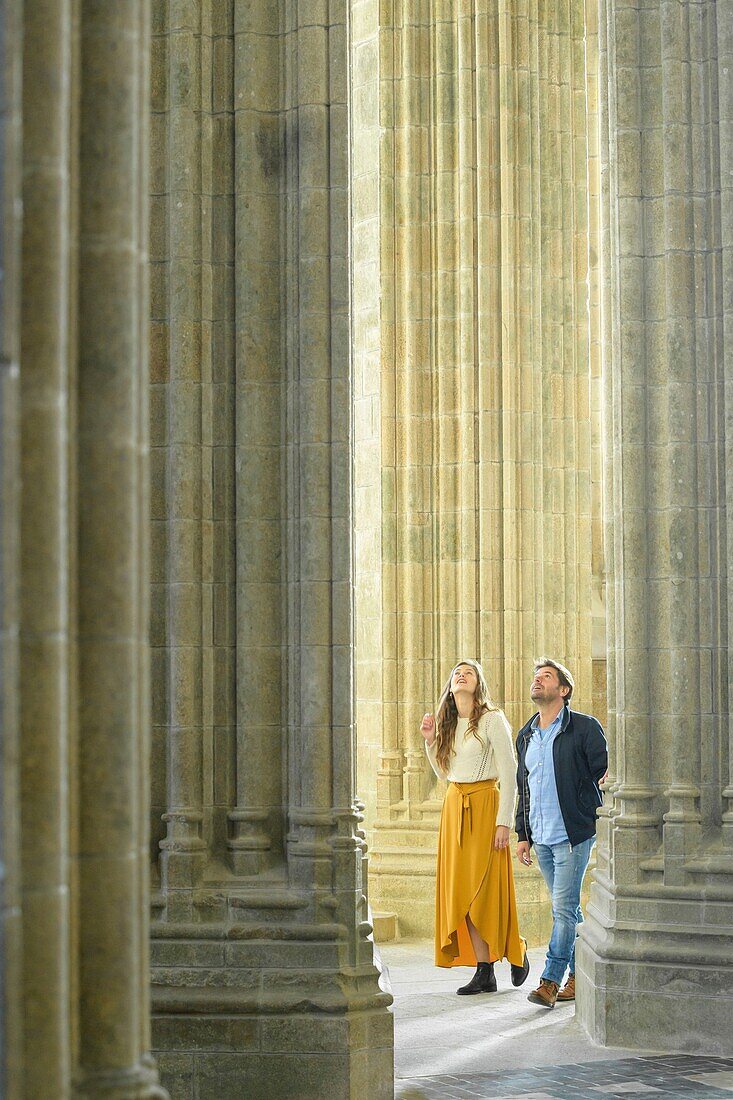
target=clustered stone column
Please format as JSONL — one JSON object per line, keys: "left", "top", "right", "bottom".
{"left": 358, "top": 0, "right": 601, "bottom": 941}
{"left": 0, "top": 1, "right": 166, "bottom": 1097}
{"left": 577, "top": 0, "right": 733, "bottom": 1052}
{"left": 148, "top": 2, "right": 393, "bottom": 1097}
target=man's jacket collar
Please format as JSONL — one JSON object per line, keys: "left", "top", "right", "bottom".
{"left": 522, "top": 703, "right": 572, "bottom": 739}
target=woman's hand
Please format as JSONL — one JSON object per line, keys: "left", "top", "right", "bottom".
{"left": 494, "top": 825, "right": 510, "bottom": 850}
{"left": 420, "top": 713, "right": 436, "bottom": 745}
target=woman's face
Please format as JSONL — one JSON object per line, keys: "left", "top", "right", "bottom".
{"left": 451, "top": 664, "right": 478, "bottom": 696}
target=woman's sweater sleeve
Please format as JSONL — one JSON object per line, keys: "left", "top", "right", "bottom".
{"left": 424, "top": 737, "right": 447, "bottom": 780}
{"left": 488, "top": 711, "right": 517, "bottom": 828}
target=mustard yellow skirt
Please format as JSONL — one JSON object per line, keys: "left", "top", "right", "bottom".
{"left": 435, "top": 779, "right": 525, "bottom": 968}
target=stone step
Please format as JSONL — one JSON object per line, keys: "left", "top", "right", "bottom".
{"left": 371, "top": 911, "right": 398, "bottom": 942}
{"left": 370, "top": 828, "right": 438, "bottom": 850}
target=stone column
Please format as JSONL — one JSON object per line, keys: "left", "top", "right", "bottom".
{"left": 18, "top": 2, "right": 74, "bottom": 1094}
{"left": 592, "top": 0, "right": 617, "bottom": 892}
{"left": 724, "top": 2, "right": 733, "bottom": 850}
{"left": 364, "top": 0, "right": 599, "bottom": 941}
{"left": 0, "top": 1, "right": 23, "bottom": 1093}
{"left": 149, "top": 2, "right": 393, "bottom": 1095}
{"left": 152, "top": 1, "right": 209, "bottom": 898}
{"left": 352, "top": 0, "right": 388, "bottom": 833}
{"left": 577, "top": 0, "right": 733, "bottom": 1053}
{"left": 280, "top": 0, "right": 394, "bottom": 1085}
{"left": 75, "top": 1, "right": 165, "bottom": 1095}
{"left": 228, "top": 0, "right": 283, "bottom": 874}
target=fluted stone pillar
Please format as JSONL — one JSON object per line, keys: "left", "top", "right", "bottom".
{"left": 361, "top": 0, "right": 600, "bottom": 940}
{"left": 75, "top": 2, "right": 166, "bottom": 1095}
{"left": 19, "top": 1, "right": 74, "bottom": 1092}
{"left": 149, "top": 2, "right": 393, "bottom": 1095}
{"left": 1, "top": 1, "right": 165, "bottom": 1096}
{"left": 577, "top": 0, "right": 733, "bottom": 1053}
{"left": 0, "top": 3, "right": 23, "bottom": 1094}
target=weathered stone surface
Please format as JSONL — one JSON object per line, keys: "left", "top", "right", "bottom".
{"left": 4, "top": 0, "right": 733, "bottom": 1091}
{"left": 356, "top": 0, "right": 602, "bottom": 941}
{"left": 577, "top": 0, "right": 733, "bottom": 1054}
{"left": 0, "top": 0, "right": 167, "bottom": 1095}
{"left": 148, "top": 1, "right": 393, "bottom": 1095}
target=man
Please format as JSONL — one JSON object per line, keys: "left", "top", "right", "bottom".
{"left": 515, "top": 658, "right": 608, "bottom": 1008}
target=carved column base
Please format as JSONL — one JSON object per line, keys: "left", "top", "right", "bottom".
{"left": 227, "top": 808, "right": 275, "bottom": 876}
{"left": 151, "top": 912, "right": 393, "bottom": 1100}
{"left": 159, "top": 811, "right": 207, "bottom": 901}
{"left": 376, "top": 751, "right": 404, "bottom": 815}
{"left": 723, "top": 787, "right": 733, "bottom": 847}
{"left": 577, "top": 873, "right": 733, "bottom": 1054}
{"left": 75, "top": 1061, "right": 168, "bottom": 1099}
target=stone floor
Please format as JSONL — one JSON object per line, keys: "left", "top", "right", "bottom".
{"left": 379, "top": 942, "right": 733, "bottom": 1099}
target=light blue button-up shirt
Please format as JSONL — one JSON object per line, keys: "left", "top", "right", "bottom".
{"left": 525, "top": 711, "right": 568, "bottom": 846}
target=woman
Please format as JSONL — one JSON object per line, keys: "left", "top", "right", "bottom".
{"left": 421, "top": 659, "right": 529, "bottom": 994}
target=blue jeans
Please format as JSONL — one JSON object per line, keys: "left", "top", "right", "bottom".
{"left": 534, "top": 837, "right": 594, "bottom": 986}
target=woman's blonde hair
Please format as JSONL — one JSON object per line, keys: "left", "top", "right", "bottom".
{"left": 434, "top": 659, "right": 500, "bottom": 773}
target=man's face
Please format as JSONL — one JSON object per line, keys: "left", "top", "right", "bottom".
{"left": 530, "top": 665, "right": 567, "bottom": 706}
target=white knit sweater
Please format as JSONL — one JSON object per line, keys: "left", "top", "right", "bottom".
{"left": 425, "top": 710, "right": 517, "bottom": 829}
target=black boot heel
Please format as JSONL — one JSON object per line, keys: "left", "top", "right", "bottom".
{"left": 511, "top": 950, "right": 530, "bottom": 987}
{"left": 457, "top": 961, "right": 497, "bottom": 995}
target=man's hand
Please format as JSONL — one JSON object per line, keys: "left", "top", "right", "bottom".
{"left": 494, "top": 825, "right": 510, "bottom": 850}
{"left": 516, "top": 840, "right": 532, "bottom": 866}
{"left": 420, "top": 713, "right": 436, "bottom": 745}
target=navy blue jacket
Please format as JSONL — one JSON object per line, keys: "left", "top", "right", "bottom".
{"left": 515, "top": 705, "right": 608, "bottom": 847}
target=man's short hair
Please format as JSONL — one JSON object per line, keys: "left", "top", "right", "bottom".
{"left": 533, "top": 657, "right": 574, "bottom": 701}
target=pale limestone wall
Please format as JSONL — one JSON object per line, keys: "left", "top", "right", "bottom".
{"left": 577, "top": 0, "right": 733, "bottom": 1054}
{"left": 360, "top": 0, "right": 600, "bottom": 941}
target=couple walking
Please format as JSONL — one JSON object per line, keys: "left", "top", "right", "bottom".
{"left": 421, "top": 657, "right": 608, "bottom": 1008}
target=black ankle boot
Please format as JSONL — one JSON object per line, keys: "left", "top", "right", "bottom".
{"left": 457, "top": 962, "right": 497, "bottom": 995}
{"left": 511, "top": 950, "right": 530, "bottom": 987}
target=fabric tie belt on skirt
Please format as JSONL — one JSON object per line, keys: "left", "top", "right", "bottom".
{"left": 451, "top": 779, "right": 497, "bottom": 847}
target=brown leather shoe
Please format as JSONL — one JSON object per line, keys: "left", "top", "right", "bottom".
{"left": 557, "top": 974, "right": 575, "bottom": 1002}
{"left": 527, "top": 978, "right": 559, "bottom": 1008}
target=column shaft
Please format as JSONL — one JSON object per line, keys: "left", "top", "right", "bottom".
{"left": 157, "top": 3, "right": 208, "bottom": 887}
{"left": 19, "top": 1, "right": 74, "bottom": 1092}
{"left": 594, "top": 0, "right": 617, "bottom": 890}
{"left": 722, "top": 0, "right": 733, "bottom": 841}
{"left": 578, "top": 0, "right": 733, "bottom": 1054}
{"left": 75, "top": 1, "right": 165, "bottom": 1094}
{"left": 0, "top": 0, "right": 24, "bottom": 1093}
{"left": 659, "top": 0, "right": 703, "bottom": 841}
{"left": 230, "top": 0, "right": 283, "bottom": 873}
